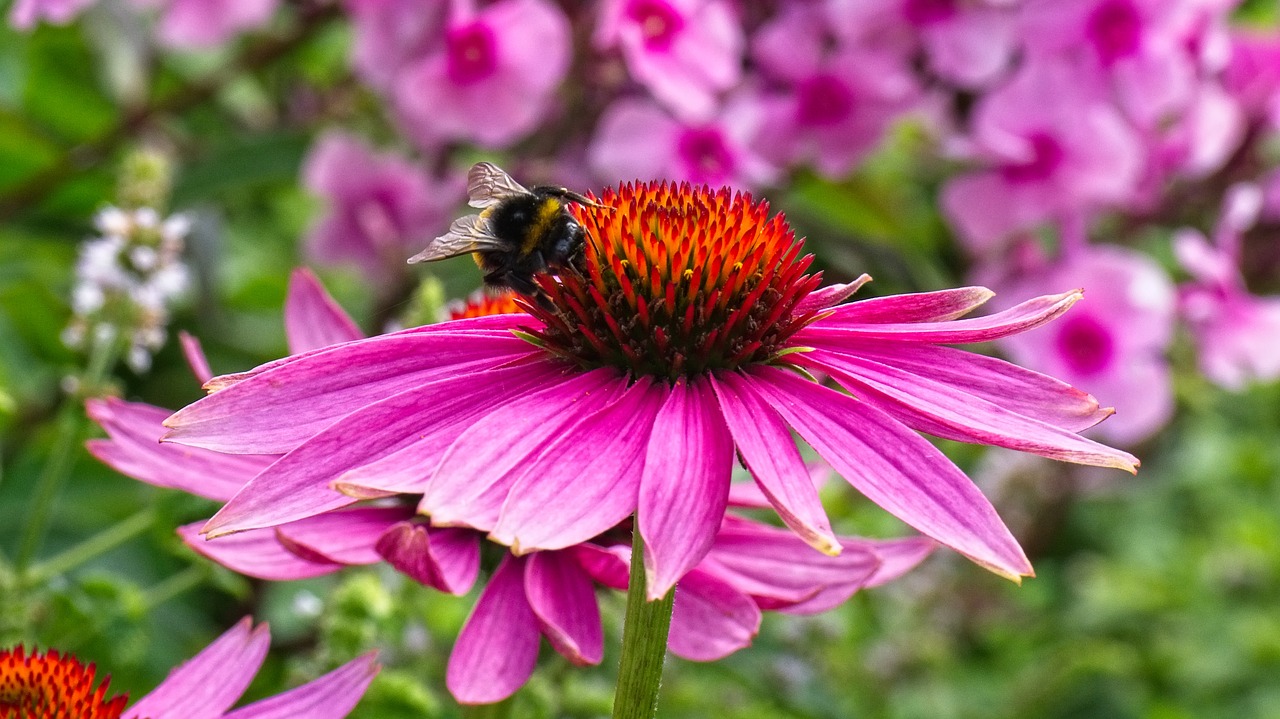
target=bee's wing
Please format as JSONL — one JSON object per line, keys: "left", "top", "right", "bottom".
{"left": 467, "top": 162, "right": 529, "bottom": 209}
{"left": 408, "top": 214, "right": 508, "bottom": 263}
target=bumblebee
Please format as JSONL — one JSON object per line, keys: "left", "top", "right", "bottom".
{"left": 409, "top": 162, "right": 606, "bottom": 298}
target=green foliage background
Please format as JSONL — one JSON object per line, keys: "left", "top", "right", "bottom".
{"left": 0, "top": 7, "right": 1277, "bottom": 718}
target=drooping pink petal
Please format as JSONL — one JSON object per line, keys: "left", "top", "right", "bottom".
{"left": 284, "top": 268, "right": 364, "bottom": 355}
{"left": 862, "top": 536, "right": 937, "bottom": 589}
{"left": 639, "top": 377, "right": 734, "bottom": 599}
{"left": 124, "top": 618, "right": 269, "bottom": 719}
{"left": 797, "top": 290, "right": 1082, "bottom": 344}
{"left": 490, "top": 378, "right": 666, "bottom": 553}
{"left": 87, "top": 398, "right": 271, "bottom": 503}
{"left": 447, "top": 556, "right": 541, "bottom": 705}
{"left": 177, "top": 522, "right": 341, "bottom": 581}
{"left": 567, "top": 543, "right": 631, "bottom": 590}
{"left": 709, "top": 373, "right": 839, "bottom": 553}
{"left": 822, "top": 286, "right": 995, "bottom": 324}
{"left": 667, "top": 569, "right": 760, "bottom": 662}
{"left": 801, "top": 341, "right": 1112, "bottom": 432}
{"left": 415, "top": 368, "right": 625, "bottom": 528}
{"left": 736, "top": 367, "right": 1033, "bottom": 581}
{"left": 375, "top": 523, "right": 480, "bottom": 595}
{"left": 274, "top": 506, "right": 413, "bottom": 565}
{"left": 203, "top": 362, "right": 562, "bottom": 537}
{"left": 793, "top": 274, "right": 872, "bottom": 315}
{"left": 221, "top": 653, "right": 379, "bottom": 719}
{"left": 526, "top": 551, "right": 604, "bottom": 665}
{"left": 178, "top": 331, "right": 213, "bottom": 384}
{"left": 799, "top": 349, "right": 1139, "bottom": 471}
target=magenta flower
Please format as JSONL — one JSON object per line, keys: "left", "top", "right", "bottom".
{"left": 980, "top": 241, "right": 1176, "bottom": 445}
{"left": 1176, "top": 183, "right": 1280, "bottom": 390}
{"left": 941, "top": 59, "right": 1143, "bottom": 251}
{"left": 343, "top": 0, "right": 447, "bottom": 92}
{"left": 1224, "top": 29, "right": 1280, "bottom": 128}
{"left": 129, "top": 0, "right": 278, "bottom": 48}
{"left": 393, "top": 0, "right": 570, "bottom": 148}
{"left": 1, "top": 619, "right": 376, "bottom": 719}
{"left": 750, "top": 5, "right": 918, "bottom": 178}
{"left": 302, "top": 132, "right": 464, "bottom": 283}
{"left": 164, "top": 180, "right": 1137, "bottom": 596}
{"left": 594, "top": 0, "right": 743, "bottom": 121}
{"left": 8, "top": 0, "right": 94, "bottom": 28}
{"left": 589, "top": 95, "right": 777, "bottom": 190}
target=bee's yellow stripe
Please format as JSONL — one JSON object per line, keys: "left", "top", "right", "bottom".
{"left": 522, "top": 198, "right": 562, "bottom": 255}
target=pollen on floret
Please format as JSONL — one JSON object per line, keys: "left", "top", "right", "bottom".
{"left": 0, "top": 645, "right": 130, "bottom": 719}
{"left": 523, "top": 181, "right": 822, "bottom": 381}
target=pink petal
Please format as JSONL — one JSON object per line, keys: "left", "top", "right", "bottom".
{"left": 806, "top": 341, "right": 1112, "bottom": 432}
{"left": 415, "top": 368, "right": 626, "bottom": 528}
{"left": 222, "top": 653, "right": 379, "bottom": 719}
{"left": 177, "top": 522, "right": 341, "bottom": 581}
{"left": 639, "top": 377, "right": 734, "bottom": 599}
{"left": 800, "top": 349, "right": 1139, "bottom": 471}
{"left": 567, "top": 543, "right": 630, "bottom": 590}
{"left": 124, "top": 618, "right": 268, "bottom": 719}
{"left": 447, "top": 556, "right": 541, "bottom": 705}
{"left": 490, "top": 378, "right": 666, "bottom": 553}
{"left": 667, "top": 569, "right": 760, "bottom": 662}
{"left": 741, "top": 366, "right": 1033, "bottom": 581}
{"left": 274, "top": 506, "right": 413, "bottom": 565}
{"left": 862, "top": 536, "right": 937, "bottom": 589}
{"left": 709, "top": 373, "right": 839, "bottom": 553}
{"left": 823, "top": 286, "right": 995, "bottom": 324}
{"left": 164, "top": 331, "right": 535, "bottom": 454}
{"left": 794, "top": 274, "right": 872, "bottom": 315}
{"left": 203, "top": 362, "right": 561, "bottom": 537}
{"left": 526, "top": 551, "right": 603, "bottom": 665}
{"left": 284, "top": 268, "right": 364, "bottom": 355}
{"left": 798, "top": 289, "right": 1081, "bottom": 344}
{"left": 87, "top": 398, "right": 271, "bottom": 503}
{"left": 375, "top": 524, "right": 480, "bottom": 595}
{"left": 178, "top": 331, "right": 213, "bottom": 385}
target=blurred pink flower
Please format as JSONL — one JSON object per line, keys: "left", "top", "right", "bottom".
{"left": 302, "top": 132, "right": 463, "bottom": 282}
{"left": 130, "top": 0, "right": 278, "bottom": 48}
{"left": 165, "top": 182, "right": 1137, "bottom": 592}
{"left": 1176, "top": 183, "right": 1280, "bottom": 390}
{"left": 984, "top": 241, "right": 1176, "bottom": 445}
{"left": 3, "top": 620, "right": 377, "bottom": 719}
{"left": 751, "top": 6, "right": 918, "bottom": 178}
{"left": 8, "top": 0, "right": 94, "bottom": 28}
{"left": 942, "top": 59, "right": 1143, "bottom": 251}
{"left": 343, "top": 0, "right": 448, "bottom": 92}
{"left": 588, "top": 95, "right": 777, "bottom": 190}
{"left": 393, "top": 0, "right": 570, "bottom": 148}
{"left": 594, "top": 0, "right": 743, "bottom": 121}
{"left": 1224, "top": 29, "right": 1280, "bottom": 128}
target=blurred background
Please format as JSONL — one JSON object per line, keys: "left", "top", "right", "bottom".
{"left": 1, "top": 0, "right": 1279, "bottom": 716}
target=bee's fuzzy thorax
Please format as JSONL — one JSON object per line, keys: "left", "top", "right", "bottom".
{"left": 524, "top": 181, "right": 822, "bottom": 380}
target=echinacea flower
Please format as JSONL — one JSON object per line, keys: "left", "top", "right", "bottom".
{"left": 0, "top": 619, "right": 377, "bottom": 719}
{"left": 165, "top": 179, "right": 1138, "bottom": 599}
{"left": 90, "top": 270, "right": 935, "bottom": 704}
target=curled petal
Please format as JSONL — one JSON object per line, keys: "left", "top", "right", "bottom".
{"left": 274, "top": 506, "right": 414, "bottom": 565}
{"left": 794, "top": 274, "right": 872, "bottom": 314}
{"left": 375, "top": 523, "right": 480, "bottom": 595}
{"left": 178, "top": 331, "right": 213, "bottom": 385}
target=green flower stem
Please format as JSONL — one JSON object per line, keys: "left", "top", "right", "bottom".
{"left": 460, "top": 698, "right": 514, "bottom": 719}
{"left": 611, "top": 526, "right": 675, "bottom": 719}
{"left": 25, "top": 507, "right": 155, "bottom": 585}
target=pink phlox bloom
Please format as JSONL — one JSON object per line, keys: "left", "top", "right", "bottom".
{"left": 1224, "top": 29, "right": 1280, "bottom": 128}
{"left": 1020, "top": 0, "right": 1198, "bottom": 127}
{"left": 751, "top": 5, "right": 919, "bottom": 178}
{"left": 980, "top": 241, "right": 1176, "bottom": 445}
{"left": 594, "top": 0, "right": 743, "bottom": 122}
{"left": 393, "top": 0, "right": 571, "bottom": 148}
{"left": 8, "top": 0, "right": 94, "bottom": 28}
{"left": 343, "top": 0, "right": 448, "bottom": 92}
{"left": 588, "top": 94, "right": 777, "bottom": 190}
{"left": 168, "top": 266, "right": 1137, "bottom": 591}
{"left": 122, "top": 618, "right": 377, "bottom": 719}
{"left": 302, "top": 132, "right": 464, "bottom": 283}
{"left": 129, "top": 0, "right": 278, "bottom": 48}
{"left": 941, "top": 58, "right": 1143, "bottom": 252}
{"left": 1175, "top": 183, "right": 1280, "bottom": 390}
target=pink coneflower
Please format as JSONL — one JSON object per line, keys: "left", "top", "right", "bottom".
{"left": 165, "top": 179, "right": 1137, "bottom": 596}
{"left": 0, "top": 620, "right": 377, "bottom": 719}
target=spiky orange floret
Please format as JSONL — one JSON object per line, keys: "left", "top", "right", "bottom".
{"left": 447, "top": 291, "right": 524, "bottom": 320}
{"left": 526, "top": 181, "right": 822, "bottom": 379}
{"left": 0, "top": 646, "right": 129, "bottom": 719}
